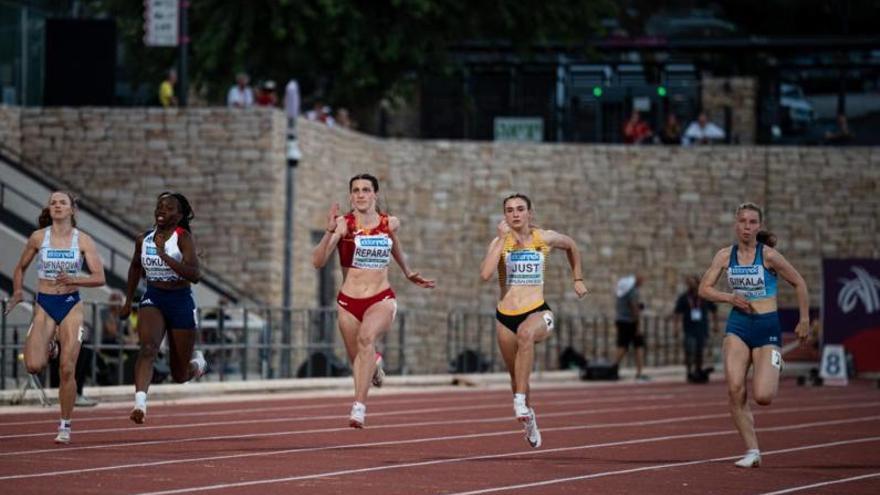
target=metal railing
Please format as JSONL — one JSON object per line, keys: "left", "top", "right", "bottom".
{"left": 1, "top": 299, "right": 698, "bottom": 390}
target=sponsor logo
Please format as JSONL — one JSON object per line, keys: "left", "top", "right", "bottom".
{"left": 837, "top": 266, "right": 880, "bottom": 314}
{"left": 146, "top": 247, "right": 158, "bottom": 255}
{"left": 140, "top": 298, "right": 154, "bottom": 306}
{"left": 45, "top": 249, "right": 75, "bottom": 259}
{"left": 65, "top": 296, "right": 75, "bottom": 303}
{"left": 509, "top": 251, "right": 542, "bottom": 262}
{"left": 357, "top": 236, "right": 390, "bottom": 248}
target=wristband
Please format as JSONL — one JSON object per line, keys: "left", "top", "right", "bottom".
{"left": 573, "top": 278, "right": 583, "bottom": 282}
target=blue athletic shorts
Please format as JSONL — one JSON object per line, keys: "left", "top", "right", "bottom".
{"left": 36, "top": 292, "right": 81, "bottom": 325}
{"left": 725, "top": 309, "right": 781, "bottom": 349}
{"left": 139, "top": 286, "right": 198, "bottom": 330}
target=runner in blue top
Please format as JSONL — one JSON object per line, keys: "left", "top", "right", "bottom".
{"left": 698, "top": 202, "right": 809, "bottom": 468}
{"left": 6, "top": 191, "right": 106, "bottom": 444}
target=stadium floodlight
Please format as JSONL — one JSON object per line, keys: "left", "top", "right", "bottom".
{"left": 657, "top": 86, "right": 667, "bottom": 97}
{"left": 592, "top": 86, "right": 603, "bottom": 98}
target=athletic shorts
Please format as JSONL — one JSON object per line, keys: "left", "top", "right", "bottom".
{"left": 616, "top": 320, "right": 645, "bottom": 348}
{"left": 36, "top": 292, "right": 81, "bottom": 325}
{"left": 337, "top": 288, "right": 396, "bottom": 322}
{"left": 139, "top": 285, "right": 198, "bottom": 330}
{"left": 496, "top": 302, "right": 554, "bottom": 334}
{"left": 725, "top": 309, "right": 781, "bottom": 349}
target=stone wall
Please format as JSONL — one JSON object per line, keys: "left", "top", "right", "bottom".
{"left": 701, "top": 77, "right": 757, "bottom": 144}
{"left": 9, "top": 108, "right": 880, "bottom": 371}
{"left": 0, "top": 105, "right": 21, "bottom": 156}
{"left": 17, "top": 107, "right": 289, "bottom": 305}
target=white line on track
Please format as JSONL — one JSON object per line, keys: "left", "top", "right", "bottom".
{"left": 131, "top": 419, "right": 880, "bottom": 495}
{"left": 3, "top": 396, "right": 876, "bottom": 459}
{"left": 0, "top": 393, "right": 679, "bottom": 440}
{"left": 2, "top": 403, "right": 877, "bottom": 482}
{"left": 0, "top": 385, "right": 702, "bottom": 426}
{"left": 443, "top": 437, "right": 880, "bottom": 495}
{"left": 758, "top": 472, "right": 880, "bottom": 495}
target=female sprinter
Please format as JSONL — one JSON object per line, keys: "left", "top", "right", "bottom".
{"left": 312, "top": 173, "right": 435, "bottom": 428}
{"left": 121, "top": 192, "right": 206, "bottom": 424}
{"left": 699, "top": 203, "right": 809, "bottom": 467}
{"left": 6, "top": 191, "right": 105, "bottom": 443}
{"left": 479, "top": 193, "right": 588, "bottom": 448}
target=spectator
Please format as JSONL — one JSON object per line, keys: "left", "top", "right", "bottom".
{"left": 622, "top": 109, "right": 653, "bottom": 144}
{"left": 824, "top": 113, "right": 853, "bottom": 145}
{"left": 306, "top": 102, "right": 335, "bottom": 126}
{"left": 98, "top": 290, "right": 138, "bottom": 385}
{"left": 660, "top": 113, "right": 682, "bottom": 144}
{"left": 674, "top": 274, "right": 718, "bottom": 383}
{"left": 255, "top": 80, "right": 278, "bottom": 107}
{"left": 335, "top": 108, "right": 354, "bottom": 129}
{"left": 227, "top": 73, "right": 254, "bottom": 108}
{"left": 613, "top": 273, "right": 649, "bottom": 381}
{"left": 683, "top": 111, "right": 725, "bottom": 145}
{"left": 159, "top": 69, "right": 178, "bottom": 108}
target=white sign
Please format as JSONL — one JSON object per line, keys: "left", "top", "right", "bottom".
{"left": 819, "top": 344, "right": 848, "bottom": 386}
{"left": 494, "top": 117, "right": 544, "bottom": 142}
{"left": 144, "top": 0, "right": 179, "bottom": 47}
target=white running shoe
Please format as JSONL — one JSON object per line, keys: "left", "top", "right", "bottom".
{"left": 349, "top": 402, "right": 366, "bottom": 429}
{"left": 75, "top": 394, "right": 98, "bottom": 407}
{"left": 371, "top": 353, "right": 386, "bottom": 388}
{"left": 513, "top": 396, "right": 530, "bottom": 421}
{"left": 521, "top": 408, "right": 542, "bottom": 448}
{"left": 54, "top": 427, "right": 71, "bottom": 444}
{"left": 190, "top": 350, "right": 207, "bottom": 380}
{"left": 734, "top": 450, "right": 761, "bottom": 468}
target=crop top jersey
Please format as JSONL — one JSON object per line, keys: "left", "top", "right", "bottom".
{"left": 497, "top": 229, "right": 550, "bottom": 292}
{"left": 337, "top": 213, "right": 393, "bottom": 270}
{"left": 141, "top": 227, "right": 186, "bottom": 282}
{"left": 727, "top": 242, "right": 778, "bottom": 301}
{"left": 36, "top": 228, "right": 83, "bottom": 280}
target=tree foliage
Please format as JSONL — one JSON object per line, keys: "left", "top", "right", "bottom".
{"left": 86, "top": 0, "right": 615, "bottom": 106}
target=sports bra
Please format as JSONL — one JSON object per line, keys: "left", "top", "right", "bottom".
{"left": 497, "top": 229, "right": 550, "bottom": 291}
{"left": 337, "top": 213, "right": 393, "bottom": 270}
{"left": 36, "top": 228, "right": 83, "bottom": 280}
{"left": 141, "top": 228, "right": 186, "bottom": 282}
{"left": 727, "top": 243, "right": 778, "bottom": 301}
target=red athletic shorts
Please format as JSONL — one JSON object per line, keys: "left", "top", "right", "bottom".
{"left": 336, "top": 288, "right": 396, "bottom": 322}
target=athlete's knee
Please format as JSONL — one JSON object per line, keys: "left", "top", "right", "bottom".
{"left": 357, "top": 333, "right": 376, "bottom": 351}
{"left": 59, "top": 360, "right": 76, "bottom": 383}
{"left": 727, "top": 383, "right": 747, "bottom": 404}
{"left": 753, "top": 389, "right": 776, "bottom": 406}
{"left": 25, "top": 356, "right": 47, "bottom": 375}
{"left": 516, "top": 329, "right": 535, "bottom": 348}
{"left": 138, "top": 341, "right": 160, "bottom": 361}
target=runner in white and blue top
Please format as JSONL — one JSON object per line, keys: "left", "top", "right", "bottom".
{"left": 120, "top": 192, "right": 207, "bottom": 425}
{"left": 698, "top": 202, "right": 810, "bottom": 469}
{"left": 6, "top": 191, "right": 106, "bottom": 444}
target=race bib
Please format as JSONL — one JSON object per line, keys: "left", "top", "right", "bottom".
{"left": 506, "top": 250, "right": 544, "bottom": 286}
{"left": 728, "top": 265, "right": 767, "bottom": 299}
{"left": 352, "top": 235, "right": 392, "bottom": 269}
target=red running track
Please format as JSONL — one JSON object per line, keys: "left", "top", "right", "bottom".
{"left": 0, "top": 379, "right": 878, "bottom": 494}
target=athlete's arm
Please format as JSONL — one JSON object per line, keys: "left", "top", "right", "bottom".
{"left": 388, "top": 216, "right": 435, "bottom": 288}
{"left": 698, "top": 247, "right": 750, "bottom": 312}
{"left": 765, "top": 247, "right": 810, "bottom": 342}
{"left": 544, "top": 229, "right": 588, "bottom": 298}
{"left": 160, "top": 230, "right": 201, "bottom": 283}
{"left": 4, "top": 231, "right": 40, "bottom": 315}
{"left": 120, "top": 233, "right": 144, "bottom": 319}
{"left": 479, "top": 220, "right": 509, "bottom": 282}
{"left": 57, "top": 233, "right": 106, "bottom": 289}
{"left": 312, "top": 205, "right": 346, "bottom": 269}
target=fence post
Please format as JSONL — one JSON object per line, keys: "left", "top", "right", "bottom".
{"left": 242, "top": 307, "right": 249, "bottom": 381}
{"left": 1, "top": 299, "right": 6, "bottom": 391}
{"left": 398, "top": 311, "right": 407, "bottom": 375}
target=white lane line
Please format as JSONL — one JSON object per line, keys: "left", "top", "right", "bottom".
{"left": 444, "top": 437, "right": 880, "bottom": 495}
{"left": 758, "top": 472, "right": 880, "bottom": 495}
{"left": 4, "top": 396, "right": 876, "bottom": 459}
{"left": 131, "top": 418, "right": 880, "bottom": 495}
{"left": 0, "top": 386, "right": 697, "bottom": 426}
{"left": 2, "top": 404, "right": 876, "bottom": 482}
{"left": 0, "top": 394, "right": 678, "bottom": 440}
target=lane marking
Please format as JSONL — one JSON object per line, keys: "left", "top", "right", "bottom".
{"left": 758, "top": 472, "right": 880, "bottom": 495}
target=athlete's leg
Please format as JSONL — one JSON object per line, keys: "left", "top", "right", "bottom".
{"left": 512, "top": 312, "right": 552, "bottom": 398}
{"left": 353, "top": 300, "right": 395, "bottom": 404}
{"left": 751, "top": 345, "right": 782, "bottom": 406}
{"left": 724, "top": 334, "right": 758, "bottom": 450}
{"left": 496, "top": 322, "right": 519, "bottom": 394}
{"left": 337, "top": 307, "right": 360, "bottom": 365}
{"left": 55, "top": 304, "right": 84, "bottom": 421}
{"left": 24, "top": 307, "right": 56, "bottom": 374}
{"left": 133, "top": 307, "right": 166, "bottom": 393}
{"left": 167, "top": 328, "right": 200, "bottom": 382}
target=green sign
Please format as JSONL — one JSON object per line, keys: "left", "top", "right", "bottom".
{"left": 493, "top": 117, "right": 544, "bottom": 142}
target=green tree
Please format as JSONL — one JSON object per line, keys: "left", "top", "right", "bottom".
{"left": 87, "top": 0, "right": 614, "bottom": 107}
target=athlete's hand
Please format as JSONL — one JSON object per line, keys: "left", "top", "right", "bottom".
{"left": 496, "top": 220, "right": 510, "bottom": 239}
{"left": 406, "top": 271, "right": 436, "bottom": 289}
{"left": 794, "top": 319, "right": 810, "bottom": 344}
{"left": 574, "top": 280, "right": 588, "bottom": 298}
{"left": 729, "top": 293, "right": 752, "bottom": 313}
{"left": 119, "top": 299, "right": 132, "bottom": 319}
{"left": 4, "top": 290, "right": 23, "bottom": 315}
{"left": 326, "top": 203, "right": 340, "bottom": 232}
{"left": 154, "top": 232, "right": 167, "bottom": 251}
{"left": 55, "top": 272, "right": 76, "bottom": 290}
